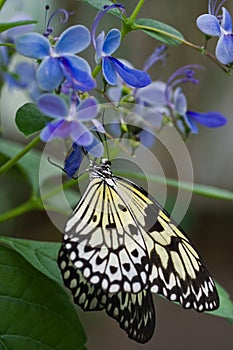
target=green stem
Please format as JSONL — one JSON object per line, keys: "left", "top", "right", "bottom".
{"left": 0, "top": 135, "right": 41, "bottom": 176}
{"left": 0, "top": 197, "right": 40, "bottom": 223}
{"left": 92, "top": 64, "right": 101, "bottom": 78}
{"left": 128, "top": 0, "right": 145, "bottom": 23}
{"left": 0, "top": 0, "right": 7, "bottom": 10}
{"left": 133, "top": 24, "right": 230, "bottom": 74}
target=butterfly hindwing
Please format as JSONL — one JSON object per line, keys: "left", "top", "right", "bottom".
{"left": 58, "top": 243, "right": 155, "bottom": 343}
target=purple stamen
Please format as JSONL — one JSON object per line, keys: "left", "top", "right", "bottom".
{"left": 91, "top": 3, "right": 126, "bottom": 49}
{"left": 44, "top": 7, "right": 70, "bottom": 37}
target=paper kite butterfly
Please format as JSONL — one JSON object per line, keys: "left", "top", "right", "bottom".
{"left": 58, "top": 157, "right": 219, "bottom": 343}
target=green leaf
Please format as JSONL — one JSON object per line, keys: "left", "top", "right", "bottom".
{"left": 15, "top": 103, "right": 52, "bottom": 137}
{"left": 0, "top": 20, "right": 37, "bottom": 33}
{"left": 135, "top": 18, "right": 185, "bottom": 46}
{"left": 0, "top": 244, "right": 86, "bottom": 350}
{"left": 208, "top": 282, "right": 233, "bottom": 322}
{"left": 0, "top": 237, "right": 62, "bottom": 284}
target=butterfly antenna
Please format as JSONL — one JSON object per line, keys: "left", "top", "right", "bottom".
{"left": 48, "top": 157, "right": 67, "bottom": 174}
{"left": 99, "top": 107, "right": 110, "bottom": 160}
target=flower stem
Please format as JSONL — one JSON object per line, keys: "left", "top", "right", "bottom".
{"left": 0, "top": 135, "right": 41, "bottom": 176}
{"left": 128, "top": 0, "right": 145, "bottom": 23}
{"left": 133, "top": 23, "right": 230, "bottom": 74}
{"left": 92, "top": 64, "right": 101, "bottom": 78}
{"left": 0, "top": 0, "right": 7, "bottom": 10}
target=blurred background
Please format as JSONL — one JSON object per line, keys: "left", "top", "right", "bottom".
{"left": 0, "top": 0, "right": 232, "bottom": 349}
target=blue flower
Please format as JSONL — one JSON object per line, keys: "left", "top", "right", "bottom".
{"left": 37, "top": 94, "right": 103, "bottom": 147}
{"left": 137, "top": 65, "right": 227, "bottom": 134}
{"left": 196, "top": 1, "right": 233, "bottom": 65}
{"left": 64, "top": 142, "right": 83, "bottom": 178}
{"left": 15, "top": 25, "right": 96, "bottom": 91}
{"left": 172, "top": 87, "right": 227, "bottom": 133}
{"left": 91, "top": 4, "right": 151, "bottom": 87}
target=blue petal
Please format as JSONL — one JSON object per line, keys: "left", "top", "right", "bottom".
{"left": 174, "top": 87, "right": 187, "bottom": 115}
{"left": 109, "top": 57, "right": 151, "bottom": 87}
{"left": 37, "top": 57, "right": 64, "bottom": 90}
{"left": 95, "top": 31, "right": 105, "bottom": 60}
{"left": 103, "top": 29, "right": 121, "bottom": 55}
{"left": 64, "top": 143, "right": 83, "bottom": 177}
{"left": 37, "top": 94, "right": 68, "bottom": 118}
{"left": 183, "top": 115, "right": 199, "bottom": 134}
{"left": 55, "top": 25, "right": 90, "bottom": 55}
{"left": 139, "top": 129, "right": 156, "bottom": 148}
{"left": 186, "top": 110, "right": 227, "bottom": 128}
{"left": 136, "top": 81, "right": 167, "bottom": 106}
{"left": 102, "top": 57, "right": 117, "bottom": 85}
{"left": 221, "top": 7, "right": 232, "bottom": 32}
{"left": 216, "top": 34, "right": 233, "bottom": 64}
{"left": 60, "top": 55, "right": 96, "bottom": 91}
{"left": 76, "top": 97, "right": 99, "bottom": 121}
{"left": 15, "top": 33, "right": 50, "bottom": 59}
{"left": 71, "top": 122, "right": 93, "bottom": 145}
{"left": 196, "top": 14, "right": 221, "bottom": 36}
{"left": 84, "top": 136, "right": 104, "bottom": 157}
{"left": 40, "top": 119, "right": 71, "bottom": 141}
{"left": 61, "top": 54, "right": 91, "bottom": 73}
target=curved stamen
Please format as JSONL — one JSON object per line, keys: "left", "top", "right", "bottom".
{"left": 44, "top": 6, "right": 70, "bottom": 37}
{"left": 165, "top": 64, "right": 203, "bottom": 105}
{"left": 91, "top": 3, "right": 126, "bottom": 49}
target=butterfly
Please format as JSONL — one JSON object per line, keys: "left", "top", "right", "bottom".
{"left": 58, "top": 157, "right": 219, "bottom": 344}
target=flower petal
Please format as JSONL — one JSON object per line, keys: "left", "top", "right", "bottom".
{"left": 102, "top": 57, "right": 117, "bottom": 85}
{"left": 196, "top": 14, "right": 221, "bottom": 36}
{"left": 182, "top": 115, "right": 199, "bottom": 134}
{"left": 140, "top": 129, "right": 156, "bottom": 148}
{"left": 71, "top": 122, "right": 93, "bottom": 145}
{"left": 95, "top": 31, "right": 105, "bottom": 60}
{"left": 40, "top": 119, "right": 71, "bottom": 141}
{"left": 37, "top": 57, "right": 64, "bottom": 90}
{"left": 221, "top": 7, "right": 232, "bottom": 32}
{"left": 60, "top": 55, "right": 96, "bottom": 91}
{"left": 84, "top": 136, "right": 104, "bottom": 157}
{"left": 103, "top": 29, "right": 121, "bottom": 55}
{"left": 109, "top": 57, "right": 151, "bottom": 88}
{"left": 136, "top": 81, "right": 167, "bottom": 106}
{"left": 76, "top": 97, "right": 99, "bottom": 121}
{"left": 174, "top": 87, "right": 187, "bottom": 115}
{"left": 64, "top": 143, "right": 83, "bottom": 177}
{"left": 37, "top": 94, "right": 68, "bottom": 118}
{"left": 55, "top": 25, "right": 90, "bottom": 55}
{"left": 216, "top": 33, "right": 233, "bottom": 64}
{"left": 186, "top": 110, "right": 227, "bottom": 128}
{"left": 15, "top": 33, "right": 50, "bottom": 59}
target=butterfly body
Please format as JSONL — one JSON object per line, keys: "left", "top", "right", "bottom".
{"left": 58, "top": 158, "right": 219, "bottom": 343}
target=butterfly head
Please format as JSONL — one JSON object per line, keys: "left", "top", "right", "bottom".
{"left": 89, "top": 158, "right": 113, "bottom": 179}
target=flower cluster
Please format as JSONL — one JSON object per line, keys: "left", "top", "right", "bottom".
{"left": 0, "top": 2, "right": 229, "bottom": 177}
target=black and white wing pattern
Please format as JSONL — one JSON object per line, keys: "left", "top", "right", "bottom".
{"left": 58, "top": 245, "right": 155, "bottom": 343}
{"left": 58, "top": 158, "right": 219, "bottom": 343}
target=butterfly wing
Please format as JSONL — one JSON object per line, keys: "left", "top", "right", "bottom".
{"left": 115, "top": 176, "right": 219, "bottom": 312}
{"left": 58, "top": 242, "right": 155, "bottom": 343}
{"left": 64, "top": 177, "right": 151, "bottom": 294}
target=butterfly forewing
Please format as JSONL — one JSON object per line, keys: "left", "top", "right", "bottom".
{"left": 64, "top": 176, "right": 152, "bottom": 294}
{"left": 115, "top": 176, "right": 219, "bottom": 311}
